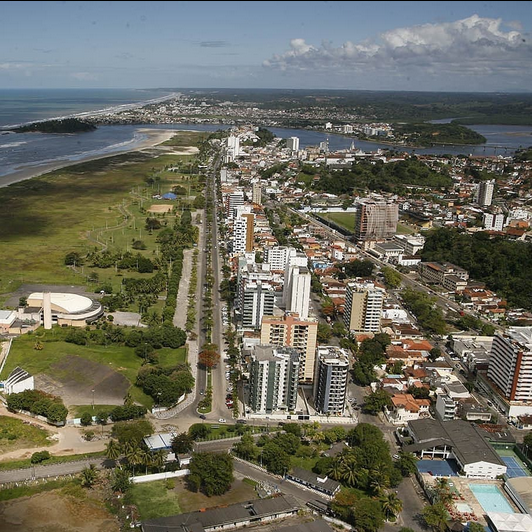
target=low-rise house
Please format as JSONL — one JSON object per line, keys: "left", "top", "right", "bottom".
{"left": 385, "top": 393, "right": 431, "bottom": 425}
{"left": 286, "top": 467, "right": 341, "bottom": 499}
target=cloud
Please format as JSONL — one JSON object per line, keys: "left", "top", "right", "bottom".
{"left": 0, "top": 61, "right": 37, "bottom": 70}
{"left": 199, "top": 40, "right": 230, "bottom": 48}
{"left": 71, "top": 72, "right": 98, "bottom": 81}
{"left": 263, "top": 15, "right": 532, "bottom": 80}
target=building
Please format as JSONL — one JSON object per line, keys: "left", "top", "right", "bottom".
{"left": 249, "top": 345, "right": 300, "bottom": 414}
{"left": 141, "top": 494, "right": 300, "bottom": 532}
{"left": 286, "top": 467, "right": 341, "bottom": 499}
{"left": 404, "top": 419, "right": 507, "bottom": 479}
{"left": 486, "top": 512, "right": 532, "bottom": 532}
{"left": 25, "top": 292, "right": 103, "bottom": 328}
{"left": 287, "top": 136, "right": 300, "bottom": 152}
{"left": 284, "top": 265, "right": 311, "bottom": 320}
{"left": 252, "top": 181, "right": 262, "bottom": 205}
{"left": 4, "top": 367, "right": 34, "bottom": 394}
{"left": 487, "top": 328, "right": 532, "bottom": 411}
{"left": 0, "top": 310, "right": 16, "bottom": 333}
{"left": 260, "top": 313, "right": 318, "bottom": 383}
{"left": 385, "top": 393, "right": 431, "bottom": 425}
{"left": 478, "top": 180, "right": 495, "bottom": 207}
{"left": 418, "top": 262, "right": 469, "bottom": 286}
{"left": 343, "top": 281, "right": 384, "bottom": 333}
{"left": 226, "top": 191, "right": 245, "bottom": 218}
{"left": 241, "top": 280, "right": 276, "bottom": 330}
{"left": 483, "top": 213, "right": 505, "bottom": 231}
{"left": 354, "top": 200, "right": 398, "bottom": 246}
{"left": 232, "top": 211, "right": 255, "bottom": 255}
{"left": 264, "top": 246, "right": 293, "bottom": 272}
{"left": 314, "top": 346, "right": 349, "bottom": 415}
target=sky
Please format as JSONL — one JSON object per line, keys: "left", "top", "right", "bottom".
{"left": 1, "top": 1, "right": 532, "bottom": 92}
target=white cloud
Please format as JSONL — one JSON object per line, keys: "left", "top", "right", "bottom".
{"left": 71, "top": 72, "right": 98, "bottom": 81}
{"left": 263, "top": 15, "right": 532, "bottom": 80}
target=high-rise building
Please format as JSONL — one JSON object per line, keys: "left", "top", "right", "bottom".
{"left": 314, "top": 346, "right": 349, "bottom": 415}
{"left": 241, "top": 280, "right": 276, "bottom": 329}
{"left": 483, "top": 213, "right": 505, "bottom": 231}
{"left": 249, "top": 345, "right": 300, "bottom": 414}
{"left": 477, "top": 180, "right": 495, "bottom": 207}
{"left": 354, "top": 200, "right": 398, "bottom": 245}
{"left": 261, "top": 313, "right": 318, "bottom": 383}
{"left": 252, "top": 182, "right": 262, "bottom": 205}
{"left": 264, "top": 246, "right": 293, "bottom": 272}
{"left": 226, "top": 191, "right": 245, "bottom": 218}
{"left": 287, "top": 137, "right": 300, "bottom": 152}
{"left": 283, "top": 250, "right": 309, "bottom": 316}
{"left": 224, "top": 135, "right": 240, "bottom": 163}
{"left": 487, "top": 328, "right": 532, "bottom": 403}
{"left": 232, "top": 212, "right": 254, "bottom": 255}
{"left": 344, "top": 281, "right": 384, "bottom": 333}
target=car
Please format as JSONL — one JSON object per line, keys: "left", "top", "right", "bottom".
{"left": 199, "top": 414, "right": 207, "bottom": 420}
{"left": 218, "top": 418, "right": 227, "bottom": 423}
{"left": 199, "top": 389, "right": 204, "bottom": 395}
{"left": 393, "top": 454, "right": 400, "bottom": 460}
{"left": 236, "top": 419, "right": 247, "bottom": 424}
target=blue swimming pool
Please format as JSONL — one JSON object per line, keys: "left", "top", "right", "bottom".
{"left": 469, "top": 484, "right": 515, "bottom": 513}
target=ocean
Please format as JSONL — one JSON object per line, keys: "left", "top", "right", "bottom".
{"left": 0, "top": 89, "right": 531, "bottom": 182}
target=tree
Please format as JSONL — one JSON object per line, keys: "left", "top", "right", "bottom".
{"left": 429, "top": 347, "right": 442, "bottom": 362}
{"left": 352, "top": 498, "right": 385, "bottom": 532}
{"left": 47, "top": 403, "right": 68, "bottom": 424}
{"left": 422, "top": 502, "right": 449, "bottom": 532}
{"left": 171, "top": 432, "right": 194, "bottom": 454}
{"left": 396, "top": 451, "right": 418, "bottom": 477}
{"left": 467, "top": 523, "right": 485, "bottom": 532}
{"left": 188, "top": 452, "right": 234, "bottom": 496}
{"left": 363, "top": 390, "right": 393, "bottom": 416}
{"left": 31, "top": 451, "right": 51, "bottom": 464}
{"left": 110, "top": 467, "right": 132, "bottom": 493}
{"left": 80, "top": 464, "right": 98, "bottom": 488}
{"left": 189, "top": 423, "right": 209, "bottom": 440}
{"left": 198, "top": 349, "right": 220, "bottom": 369}
{"left": 80, "top": 412, "right": 92, "bottom": 426}
{"left": 106, "top": 439, "right": 122, "bottom": 465}
{"left": 317, "top": 322, "right": 332, "bottom": 343}
{"left": 381, "top": 492, "right": 403, "bottom": 521}
{"left": 382, "top": 266, "right": 402, "bottom": 288}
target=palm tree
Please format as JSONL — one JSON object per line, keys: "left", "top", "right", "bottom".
{"left": 152, "top": 450, "right": 167, "bottom": 472}
{"left": 381, "top": 492, "right": 403, "bottom": 521}
{"left": 422, "top": 502, "right": 449, "bottom": 532}
{"left": 80, "top": 464, "right": 98, "bottom": 488}
{"left": 340, "top": 463, "right": 358, "bottom": 487}
{"left": 140, "top": 449, "right": 153, "bottom": 475}
{"left": 369, "top": 469, "right": 390, "bottom": 496}
{"left": 327, "top": 460, "right": 344, "bottom": 481}
{"left": 105, "top": 439, "right": 121, "bottom": 467}
{"left": 125, "top": 445, "right": 143, "bottom": 476}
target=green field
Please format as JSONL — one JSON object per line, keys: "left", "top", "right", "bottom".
{"left": 0, "top": 131, "right": 206, "bottom": 304}
{"left": 0, "top": 416, "right": 53, "bottom": 454}
{"left": 319, "top": 212, "right": 355, "bottom": 232}
{"left": 128, "top": 480, "right": 182, "bottom": 520}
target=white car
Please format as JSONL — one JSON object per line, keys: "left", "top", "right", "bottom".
{"left": 218, "top": 418, "right": 227, "bottom": 423}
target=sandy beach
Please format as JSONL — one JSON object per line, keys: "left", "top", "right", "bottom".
{"left": 0, "top": 128, "right": 179, "bottom": 189}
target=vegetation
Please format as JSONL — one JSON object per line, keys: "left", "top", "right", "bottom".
{"left": 127, "top": 479, "right": 182, "bottom": 520}
{"left": 0, "top": 416, "right": 52, "bottom": 452}
{"left": 392, "top": 122, "right": 486, "bottom": 146}
{"left": 187, "top": 452, "right": 234, "bottom": 496}
{"left": 14, "top": 118, "right": 97, "bottom": 133}
{"left": 422, "top": 227, "right": 532, "bottom": 309}
{"left": 400, "top": 288, "right": 447, "bottom": 335}
{"left": 351, "top": 334, "right": 391, "bottom": 386}
{"left": 6, "top": 389, "right": 68, "bottom": 424}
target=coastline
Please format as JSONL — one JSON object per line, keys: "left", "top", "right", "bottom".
{"left": 0, "top": 128, "right": 179, "bottom": 189}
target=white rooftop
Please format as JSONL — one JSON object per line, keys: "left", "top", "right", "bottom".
{"left": 28, "top": 292, "right": 93, "bottom": 314}
{"left": 487, "top": 512, "right": 532, "bottom": 532}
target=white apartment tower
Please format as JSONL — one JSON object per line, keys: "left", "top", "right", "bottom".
{"left": 283, "top": 249, "right": 311, "bottom": 319}
{"left": 477, "top": 180, "right": 495, "bottom": 207}
{"left": 483, "top": 213, "right": 505, "bottom": 232}
{"left": 264, "top": 246, "right": 293, "bottom": 272}
{"left": 487, "top": 328, "right": 532, "bottom": 403}
{"left": 252, "top": 181, "right": 262, "bottom": 205}
{"left": 287, "top": 137, "right": 300, "bottom": 152}
{"left": 314, "top": 346, "right": 349, "bottom": 415}
{"left": 249, "top": 345, "right": 300, "bottom": 414}
{"left": 224, "top": 135, "right": 240, "bottom": 163}
{"left": 226, "top": 192, "right": 245, "bottom": 218}
{"left": 344, "top": 281, "right": 384, "bottom": 333}
{"left": 232, "top": 211, "right": 255, "bottom": 255}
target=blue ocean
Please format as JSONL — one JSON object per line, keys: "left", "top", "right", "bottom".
{"left": 0, "top": 88, "right": 531, "bottom": 184}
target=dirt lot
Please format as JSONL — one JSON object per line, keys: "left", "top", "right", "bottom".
{"left": 147, "top": 204, "right": 174, "bottom": 213}
{"left": 0, "top": 492, "right": 119, "bottom": 532}
{"left": 35, "top": 355, "right": 129, "bottom": 406}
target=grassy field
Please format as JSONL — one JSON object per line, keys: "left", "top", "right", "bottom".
{"left": 0, "top": 416, "right": 53, "bottom": 454}
{"left": 128, "top": 480, "right": 182, "bottom": 520}
{"left": 319, "top": 212, "right": 356, "bottom": 232}
{"left": 0, "top": 131, "right": 206, "bottom": 305}
{"left": 396, "top": 223, "right": 416, "bottom": 235}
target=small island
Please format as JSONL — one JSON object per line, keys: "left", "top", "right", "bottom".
{"left": 14, "top": 118, "right": 97, "bottom": 134}
{"left": 393, "top": 122, "right": 486, "bottom": 146}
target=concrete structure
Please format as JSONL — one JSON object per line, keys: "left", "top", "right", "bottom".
{"left": 0, "top": 310, "right": 17, "bottom": 333}
{"left": 260, "top": 313, "right": 318, "bottom": 383}
{"left": 264, "top": 246, "right": 293, "bottom": 272}
{"left": 241, "top": 280, "right": 276, "bottom": 330}
{"left": 249, "top": 345, "right": 300, "bottom": 414}
{"left": 284, "top": 265, "right": 311, "bottom": 320}
{"left": 4, "top": 367, "right": 34, "bottom": 394}
{"left": 354, "top": 199, "right": 398, "bottom": 246}
{"left": 404, "top": 419, "right": 507, "bottom": 479}
{"left": 141, "top": 494, "right": 300, "bottom": 532}
{"left": 343, "top": 280, "right": 384, "bottom": 333}
{"left": 486, "top": 512, "right": 532, "bottom": 532}
{"left": 286, "top": 467, "right": 340, "bottom": 499}
{"left": 478, "top": 179, "right": 495, "bottom": 207}
{"left": 385, "top": 393, "right": 431, "bottom": 425}
{"left": 287, "top": 136, "right": 300, "bottom": 152}
{"left": 252, "top": 181, "right": 262, "bottom": 205}
{"left": 226, "top": 191, "right": 245, "bottom": 218}
{"left": 483, "top": 212, "right": 505, "bottom": 231}
{"left": 232, "top": 211, "right": 255, "bottom": 255}
{"left": 504, "top": 476, "right": 532, "bottom": 515}
{"left": 26, "top": 292, "right": 103, "bottom": 327}
{"left": 418, "top": 262, "right": 469, "bottom": 286}
{"left": 313, "top": 346, "right": 349, "bottom": 415}
{"left": 393, "top": 234, "right": 426, "bottom": 255}
{"left": 487, "top": 327, "right": 532, "bottom": 408}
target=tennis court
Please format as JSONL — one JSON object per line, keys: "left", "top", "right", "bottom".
{"left": 502, "top": 456, "right": 530, "bottom": 478}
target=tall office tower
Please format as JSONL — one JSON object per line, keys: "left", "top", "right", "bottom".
{"left": 487, "top": 328, "right": 532, "bottom": 402}
{"left": 241, "top": 280, "right": 276, "bottom": 329}
{"left": 286, "top": 137, "right": 300, "bottom": 152}
{"left": 249, "top": 345, "right": 300, "bottom": 414}
{"left": 354, "top": 200, "right": 399, "bottom": 245}
{"left": 252, "top": 181, "right": 262, "bottom": 205}
{"left": 261, "top": 313, "right": 318, "bottom": 383}
{"left": 344, "top": 281, "right": 384, "bottom": 333}
{"left": 226, "top": 191, "right": 245, "bottom": 218}
{"left": 314, "top": 346, "right": 349, "bottom": 415}
{"left": 477, "top": 180, "right": 495, "bottom": 207}
{"left": 232, "top": 212, "right": 255, "bottom": 255}
{"left": 285, "top": 266, "right": 311, "bottom": 320}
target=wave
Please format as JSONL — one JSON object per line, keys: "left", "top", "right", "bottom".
{"left": 0, "top": 141, "right": 27, "bottom": 148}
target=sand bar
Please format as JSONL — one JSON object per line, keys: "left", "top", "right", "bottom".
{"left": 0, "top": 128, "right": 179, "bottom": 189}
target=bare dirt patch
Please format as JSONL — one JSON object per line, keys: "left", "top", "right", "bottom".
{"left": 35, "top": 355, "right": 129, "bottom": 406}
{"left": 0, "top": 491, "right": 119, "bottom": 532}
{"left": 147, "top": 204, "right": 174, "bottom": 214}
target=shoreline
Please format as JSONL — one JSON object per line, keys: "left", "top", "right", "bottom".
{"left": 0, "top": 128, "right": 179, "bottom": 189}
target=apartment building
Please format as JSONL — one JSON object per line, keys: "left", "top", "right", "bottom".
{"left": 354, "top": 200, "right": 398, "bottom": 246}
{"left": 343, "top": 280, "right": 384, "bottom": 333}
{"left": 314, "top": 346, "right": 349, "bottom": 415}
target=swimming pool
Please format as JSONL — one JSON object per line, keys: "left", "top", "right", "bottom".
{"left": 469, "top": 484, "right": 515, "bottom": 514}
